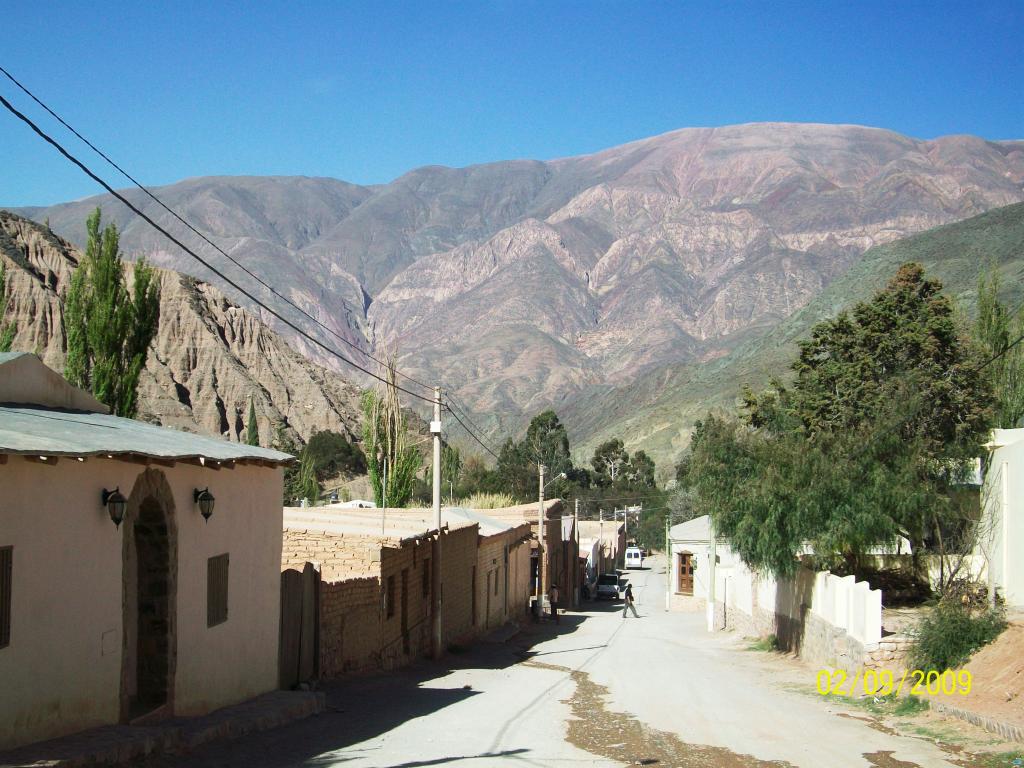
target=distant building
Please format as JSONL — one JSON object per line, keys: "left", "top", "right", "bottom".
{"left": 577, "top": 518, "right": 626, "bottom": 573}
{"left": 0, "top": 353, "right": 292, "bottom": 750}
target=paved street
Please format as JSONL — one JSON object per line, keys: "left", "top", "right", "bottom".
{"left": 145, "top": 556, "right": 969, "bottom": 768}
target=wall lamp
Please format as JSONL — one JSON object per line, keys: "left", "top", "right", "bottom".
{"left": 102, "top": 487, "right": 128, "bottom": 528}
{"left": 194, "top": 488, "right": 215, "bottom": 522}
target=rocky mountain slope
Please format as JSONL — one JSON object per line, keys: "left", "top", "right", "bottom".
{"left": 566, "top": 201, "right": 1024, "bottom": 468}
{"left": 12, "top": 123, "right": 1024, "bottom": 463}
{"left": 0, "top": 210, "right": 363, "bottom": 446}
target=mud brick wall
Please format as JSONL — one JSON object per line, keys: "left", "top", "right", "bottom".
{"left": 439, "top": 525, "right": 480, "bottom": 646}
{"left": 282, "top": 529, "right": 381, "bottom": 580}
{"left": 475, "top": 528, "right": 532, "bottom": 632}
{"left": 320, "top": 576, "right": 382, "bottom": 677}
{"left": 378, "top": 540, "right": 434, "bottom": 669}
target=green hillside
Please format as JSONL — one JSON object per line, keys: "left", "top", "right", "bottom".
{"left": 568, "top": 202, "right": 1024, "bottom": 472}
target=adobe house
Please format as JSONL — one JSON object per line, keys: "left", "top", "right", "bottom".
{"left": 280, "top": 505, "right": 533, "bottom": 678}
{"left": 281, "top": 507, "right": 480, "bottom": 676}
{"left": 0, "top": 353, "right": 292, "bottom": 750}
{"left": 485, "top": 500, "right": 571, "bottom": 613}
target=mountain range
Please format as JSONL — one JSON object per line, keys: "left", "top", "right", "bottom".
{"left": 9, "top": 122, "right": 1024, "bottom": 470}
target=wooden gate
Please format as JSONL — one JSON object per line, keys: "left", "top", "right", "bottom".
{"left": 279, "top": 562, "right": 320, "bottom": 689}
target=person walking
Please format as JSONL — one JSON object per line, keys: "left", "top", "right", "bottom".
{"left": 550, "top": 584, "right": 561, "bottom": 624}
{"left": 622, "top": 582, "right": 639, "bottom": 618}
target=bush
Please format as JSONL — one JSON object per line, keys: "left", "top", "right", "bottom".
{"left": 909, "top": 589, "right": 1007, "bottom": 672}
{"left": 461, "top": 492, "right": 518, "bottom": 509}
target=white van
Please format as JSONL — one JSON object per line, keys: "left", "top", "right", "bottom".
{"left": 624, "top": 546, "right": 643, "bottom": 569}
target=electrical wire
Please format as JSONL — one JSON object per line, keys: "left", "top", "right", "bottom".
{"left": 0, "top": 91, "right": 439, "bottom": 404}
{"left": 444, "top": 404, "right": 501, "bottom": 460}
{"left": 0, "top": 65, "right": 436, "bottom": 394}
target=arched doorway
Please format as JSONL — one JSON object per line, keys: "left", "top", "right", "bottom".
{"left": 121, "top": 469, "right": 177, "bottom": 723}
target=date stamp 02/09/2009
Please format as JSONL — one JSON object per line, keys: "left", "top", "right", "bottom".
{"left": 817, "top": 668, "right": 973, "bottom": 697}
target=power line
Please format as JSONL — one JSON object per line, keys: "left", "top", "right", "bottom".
{"left": 445, "top": 396, "right": 497, "bottom": 447}
{"left": 0, "top": 65, "right": 436, "bottom": 395}
{"left": 0, "top": 90, "right": 439, "bottom": 405}
{"left": 444, "top": 404, "right": 501, "bottom": 460}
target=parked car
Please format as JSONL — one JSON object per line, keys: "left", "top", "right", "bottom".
{"left": 596, "top": 573, "right": 621, "bottom": 600}
{"left": 624, "top": 546, "right": 644, "bottom": 569}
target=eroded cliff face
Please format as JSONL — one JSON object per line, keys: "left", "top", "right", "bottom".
{"left": 0, "top": 210, "right": 362, "bottom": 446}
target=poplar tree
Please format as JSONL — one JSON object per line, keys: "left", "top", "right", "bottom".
{"left": 246, "top": 398, "right": 260, "bottom": 446}
{"left": 361, "top": 356, "right": 422, "bottom": 508}
{"left": 65, "top": 209, "right": 160, "bottom": 417}
{"left": 0, "top": 262, "right": 14, "bottom": 352}
{"left": 974, "top": 267, "right": 1024, "bottom": 428}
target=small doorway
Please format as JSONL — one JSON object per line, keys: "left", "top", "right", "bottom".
{"left": 131, "top": 497, "right": 171, "bottom": 720}
{"left": 677, "top": 552, "right": 694, "bottom": 595}
{"left": 121, "top": 469, "right": 177, "bottom": 725}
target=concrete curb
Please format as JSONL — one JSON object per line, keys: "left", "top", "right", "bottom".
{"left": 0, "top": 690, "right": 326, "bottom": 767}
{"left": 930, "top": 700, "right": 1024, "bottom": 743}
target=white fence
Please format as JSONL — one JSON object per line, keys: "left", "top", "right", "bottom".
{"left": 714, "top": 557, "right": 883, "bottom": 664}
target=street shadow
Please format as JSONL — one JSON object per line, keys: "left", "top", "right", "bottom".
{"left": 127, "top": 612, "right": 598, "bottom": 767}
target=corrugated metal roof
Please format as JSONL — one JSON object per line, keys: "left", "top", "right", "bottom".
{"left": 0, "top": 404, "right": 293, "bottom": 465}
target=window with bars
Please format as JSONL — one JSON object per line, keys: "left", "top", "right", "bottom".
{"left": 0, "top": 547, "right": 11, "bottom": 648}
{"left": 207, "top": 553, "right": 229, "bottom": 627}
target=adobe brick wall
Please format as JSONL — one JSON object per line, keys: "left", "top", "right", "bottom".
{"left": 378, "top": 540, "right": 434, "bottom": 670}
{"left": 440, "top": 525, "right": 479, "bottom": 646}
{"left": 285, "top": 519, "right": 533, "bottom": 677}
{"left": 319, "top": 577, "right": 381, "bottom": 677}
{"left": 282, "top": 529, "right": 381, "bottom": 580}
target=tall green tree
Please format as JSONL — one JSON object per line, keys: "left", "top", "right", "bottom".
{"left": 974, "top": 267, "right": 1024, "bottom": 428}
{"left": 64, "top": 209, "right": 160, "bottom": 417}
{"left": 0, "top": 262, "right": 14, "bottom": 352}
{"left": 690, "top": 264, "right": 993, "bottom": 576}
{"left": 441, "top": 443, "right": 462, "bottom": 499}
{"left": 361, "top": 357, "right": 422, "bottom": 508}
{"left": 245, "top": 398, "right": 260, "bottom": 446}
{"left": 591, "top": 438, "right": 630, "bottom": 486}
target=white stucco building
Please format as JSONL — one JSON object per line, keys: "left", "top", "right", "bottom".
{"left": 978, "top": 428, "right": 1024, "bottom": 608}
{"left": 0, "top": 353, "right": 292, "bottom": 749}
{"left": 669, "top": 515, "right": 737, "bottom": 603}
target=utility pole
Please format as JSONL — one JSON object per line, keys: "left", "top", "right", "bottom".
{"left": 431, "top": 387, "right": 443, "bottom": 657}
{"left": 599, "top": 508, "right": 604, "bottom": 573}
{"left": 707, "top": 516, "right": 717, "bottom": 633}
{"left": 573, "top": 498, "right": 580, "bottom": 608}
{"left": 536, "top": 464, "right": 546, "bottom": 619}
{"left": 665, "top": 514, "right": 671, "bottom": 611}
{"left": 381, "top": 458, "right": 388, "bottom": 536}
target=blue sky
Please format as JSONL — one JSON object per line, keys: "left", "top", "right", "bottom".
{"left": 2, "top": 1, "right": 1021, "bottom": 205}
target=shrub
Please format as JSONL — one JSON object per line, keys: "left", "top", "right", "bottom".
{"left": 461, "top": 492, "right": 518, "bottom": 509}
{"left": 909, "top": 588, "right": 1007, "bottom": 672}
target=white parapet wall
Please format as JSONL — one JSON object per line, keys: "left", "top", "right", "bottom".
{"left": 714, "top": 557, "right": 883, "bottom": 670}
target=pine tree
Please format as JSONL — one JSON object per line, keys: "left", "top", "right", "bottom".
{"left": 64, "top": 209, "right": 160, "bottom": 417}
{"left": 246, "top": 398, "right": 260, "bottom": 446}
